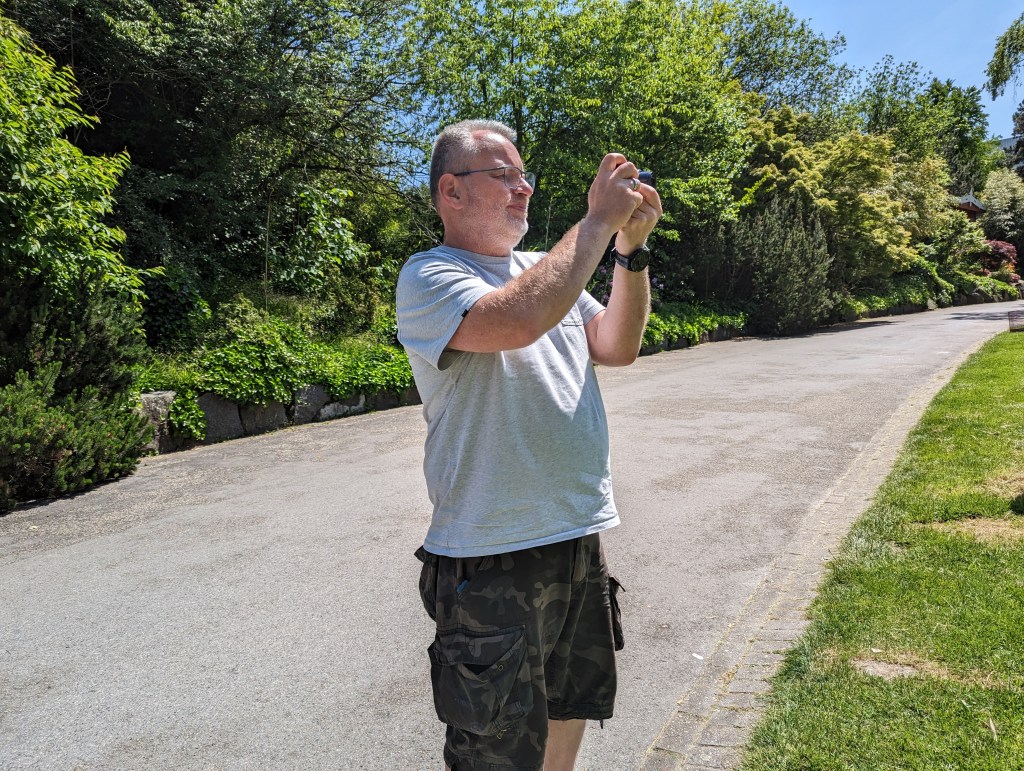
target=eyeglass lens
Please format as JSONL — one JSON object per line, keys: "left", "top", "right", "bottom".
{"left": 505, "top": 168, "right": 536, "bottom": 189}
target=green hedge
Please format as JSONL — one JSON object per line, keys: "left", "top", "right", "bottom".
{"left": 641, "top": 302, "right": 747, "bottom": 351}
{"left": 1, "top": 364, "right": 151, "bottom": 510}
{"left": 839, "top": 266, "right": 1018, "bottom": 321}
{"left": 137, "top": 299, "right": 413, "bottom": 441}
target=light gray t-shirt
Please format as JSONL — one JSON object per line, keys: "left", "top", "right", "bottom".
{"left": 396, "top": 245, "right": 620, "bottom": 558}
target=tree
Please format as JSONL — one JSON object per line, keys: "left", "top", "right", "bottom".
{"left": 731, "top": 109, "right": 925, "bottom": 288}
{"left": 985, "top": 12, "right": 1024, "bottom": 98}
{"left": 979, "top": 167, "right": 1024, "bottom": 256}
{"left": 1003, "top": 103, "right": 1024, "bottom": 171}
{"left": 8, "top": 0, "right": 416, "bottom": 342}
{"left": 408, "top": 0, "right": 754, "bottom": 305}
{"left": 812, "top": 131, "right": 918, "bottom": 286}
{"left": 849, "top": 59, "right": 995, "bottom": 194}
{"left": 922, "top": 79, "right": 1000, "bottom": 194}
{"left": 0, "top": 17, "right": 150, "bottom": 509}
{"left": 733, "top": 192, "right": 834, "bottom": 335}
{"left": 718, "top": 0, "right": 853, "bottom": 115}
{"left": 851, "top": 57, "right": 936, "bottom": 158}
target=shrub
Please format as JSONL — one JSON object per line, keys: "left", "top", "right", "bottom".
{"left": 983, "top": 240, "right": 1018, "bottom": 272}
{"left": 941, "top": 269, "right": 1018, "bottom": 300}
{"left": 141, "top": 263, "right": 212, "bottom": 351}
{"left": 735, "top": 193, "right": 835, "bottom": 335}
{"left": 838, "top": 269, "right": 943, "bottom": 320}
{"left": 136, "top": 301, "right": 416, "bottom": 441}
{"left": 197, "top": 299, "right": 308, "bottom": 406}
{"left": 0, "top": 365, "right": 151, "bottom": 510}
{"left": 914, "top": 209, "right": 989, "bottom": 270}
{"left": 0, "top": 19, "right": 150, "bottom": 510}
{"left": 641, "top": 302, "right": 746, "bottom": 350}
{"left": 979, "top": 167, "right": 1024, "bottom": 255}
{"left": 306, "top": 341, "right": 414, "bottom": 399}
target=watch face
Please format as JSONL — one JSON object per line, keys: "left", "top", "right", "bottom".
{"left": 613, "top": 245, "right": 650, "bottom": 271}
{"left": 629, "top": 251, "right": 650, "bottom": 271}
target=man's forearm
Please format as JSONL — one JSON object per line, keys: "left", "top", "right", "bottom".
{"left": 448, "top": 217, "right": 616, "bottom": 352}
{"left": 507, "top": 218, "right": 614, "bottom": 330}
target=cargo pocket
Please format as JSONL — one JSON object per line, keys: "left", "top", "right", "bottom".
{"left": 415, "top": 546, "right": 439, "bottom": 622}
{"left": 428, "top": 625, "right": 532, "bottom": 735}
{"left": 608, "top": 576, "right": 625, "bottom": 651}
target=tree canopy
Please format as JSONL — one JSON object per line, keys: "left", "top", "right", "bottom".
{"left": 5, "top": 0, "right": 1015, "bottom": 343}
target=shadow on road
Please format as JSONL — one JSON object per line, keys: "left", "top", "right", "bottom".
{"left": 944, "top": 310, "right": 1022, "bottom": 322}
{"left": 742, "top": 319, "right": 896, "bottom": 343}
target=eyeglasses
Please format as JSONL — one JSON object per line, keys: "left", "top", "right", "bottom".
{"left": 451, "top": 165, "right": 536, "bottom": 190}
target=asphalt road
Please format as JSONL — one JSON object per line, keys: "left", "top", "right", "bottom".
{"left": 2, "top": 300, "right": 1021, "bottom": 770}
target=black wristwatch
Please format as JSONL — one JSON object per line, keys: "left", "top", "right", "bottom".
{"left": 611, "top": 243, "right": 650, "bottom": 272}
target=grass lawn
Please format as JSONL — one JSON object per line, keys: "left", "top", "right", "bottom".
{"left": 743, "top": 332, "right": 1024, "bottom": 770}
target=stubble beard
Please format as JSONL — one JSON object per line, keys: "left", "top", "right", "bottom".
{"left": 473, "top": 194, "right": 530, "bottom": 250}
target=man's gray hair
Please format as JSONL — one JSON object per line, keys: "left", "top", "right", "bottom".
{"left": 429, "top": 120, "right": 517, "bottom": 206}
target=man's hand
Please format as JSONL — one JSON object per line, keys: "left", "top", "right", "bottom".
{"left": 615, "top": 180, "right": 662, "bottom": 254}
{"left": 585, "top": 154, "right": 644, "bottom": 238}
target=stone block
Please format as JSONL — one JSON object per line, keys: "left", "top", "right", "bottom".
{"left": 652, "top": 711, "right": 703, "bottom": 755}
{"left": 700, "top": 724, "right": 747, "bottom": 747}
{"left": 638, "top": 748, "right": 682, "bottom": 771}
{"left": 140, "top": 390, "right": 176, "bottom": 454}
{"left": 688, "top": 744, "right": 741, "bottom": 769}
{"left": 240, "top": 402, "right": 288, "bottom": 435}
{"left": 399, "top": 386, "right": 422, "bottom": 406}
{"left": 292, "top": 385, "right": 330, "bottom": 425}
{"left": 198, "top": 393, "right": 244, "bottom": 443}
{"left": 318, "top": 394, "right": 365, "bottom": 421}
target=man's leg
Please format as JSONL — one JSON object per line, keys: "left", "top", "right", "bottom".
{"left": 543, "top": 719, "right": 587, "bottom": 771}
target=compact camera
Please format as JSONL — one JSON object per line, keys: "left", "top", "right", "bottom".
{"left": 638, "top": 170, "right": 655, "bottom": 185}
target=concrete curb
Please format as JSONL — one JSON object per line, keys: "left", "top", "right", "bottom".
{"left": 638, "top": 334, "right": 993, "bottom": 771}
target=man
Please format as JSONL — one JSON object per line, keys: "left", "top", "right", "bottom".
{"left": 396, "top": 119, "right": 661, "bottom": 770}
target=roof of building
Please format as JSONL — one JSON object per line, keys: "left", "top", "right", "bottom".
{"left": 958, "top": 192, "right": 986, "bottom": 211}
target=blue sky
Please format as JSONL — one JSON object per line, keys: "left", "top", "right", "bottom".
{"left": 780, "top": 1, "right": 1022, "bottom": 138}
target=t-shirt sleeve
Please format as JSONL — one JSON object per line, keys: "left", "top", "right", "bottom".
{"left": 576, "top": 289, "right": 605, "bottom": 325}
{"left": 396, "top": 253, "right": 495, "bottom": 369}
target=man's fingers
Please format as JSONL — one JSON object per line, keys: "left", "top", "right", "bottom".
{"left": 614, "top": 161, "right": 639, "bottom": 182}
{"left": 644, "top": 185, "right": 663, "bottom": 208}
{"left": 599, "top": 153, "right": 628, "bottom": 174}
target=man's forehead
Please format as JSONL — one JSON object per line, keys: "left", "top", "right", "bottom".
{"left": 469, "top": 131, "right": 520, "bottom": 160}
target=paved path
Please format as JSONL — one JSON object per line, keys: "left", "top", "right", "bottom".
{"left": 1, "top": 301, "right": 1021, "bottom": 770}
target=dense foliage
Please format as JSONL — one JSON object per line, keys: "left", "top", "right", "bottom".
{"left": 0, "top": 19, "right": 150, "bottom": 510}
{"left": 986, "top": 12, "right": 1024, "bottom": 99}
{"left": 8, "top": 0, "right": 418, "bottom": 349}
{"left": 980, "top": 168, "right": 1024, "bottom": 258}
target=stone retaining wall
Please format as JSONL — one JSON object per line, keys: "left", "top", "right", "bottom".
{"left": 140, "top": 385, "right": 421, "bottom": 455}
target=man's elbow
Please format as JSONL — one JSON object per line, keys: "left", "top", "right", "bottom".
{"left": 592, "top": 346, "right": 640, "bottom": 367}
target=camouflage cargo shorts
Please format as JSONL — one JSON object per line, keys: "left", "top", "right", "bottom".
{"left": 416, "top": 534, "right": 624, "bottom": 771}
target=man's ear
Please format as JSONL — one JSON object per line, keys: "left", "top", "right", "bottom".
{"left": 437, "top": 173, "right": 464, "bottom": 209}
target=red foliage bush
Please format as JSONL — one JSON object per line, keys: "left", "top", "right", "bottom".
{"left": 983, "top": 240, "right": 1018, "bottom": 271}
